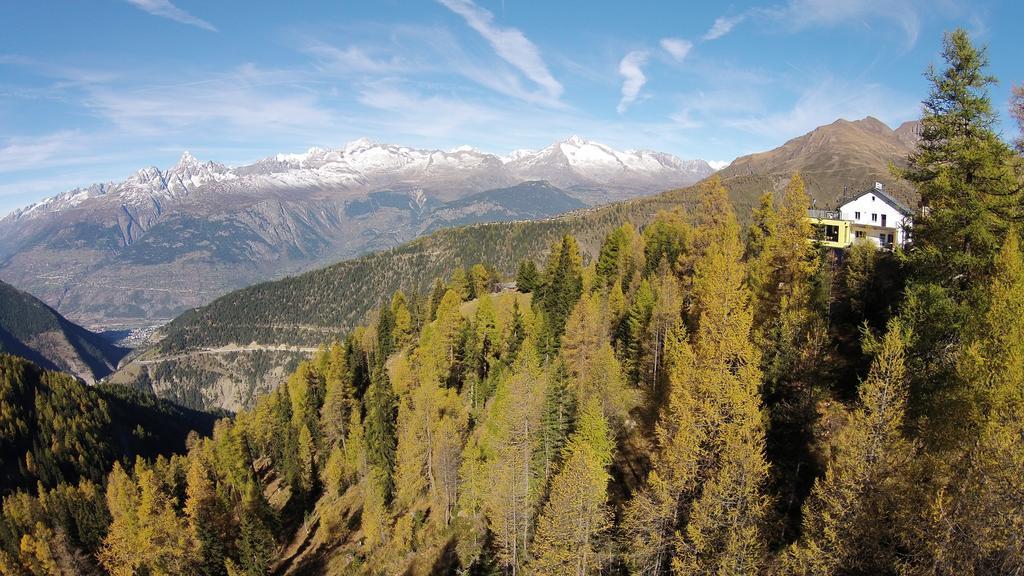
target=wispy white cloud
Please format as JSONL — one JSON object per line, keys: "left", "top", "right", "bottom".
{"left": 124, "top": 0, "right": 217, "bottom": 32}
{"left": 701, "top": 1, "right": 923, "bottom": 47}
{"left": 0, "top": 131, "right": 88, "bottom": 174}
{"left": 296, "top": 24, "right": 566, "bottom": 107}
{"left": 617, "top": 51, "right": 649, "bottom": 115}
{"left": 300, "top": 40, "right": 406, "bottom": 74}
{"left": 355, "top": 80, "right": 500, "bottom": 139}
{"left": 722, "top": 75, "right": 918, "bottom": 137}
{"left": 438, "top": 0, "right": 563, "bottom": 101}
{"left": 766, "top": 0, "right": 921, "bottom": 47}
{"left": 660, "top": 38, "right": 693, "bottom": 62}
{"left": 669, "top": 109, "right": 702, "bottom": 129}
{"left": 82, "top": 65, "right": 333, "bottom": 137}
{"left": 703, "top": 15, "right": 746, "bottom": 40}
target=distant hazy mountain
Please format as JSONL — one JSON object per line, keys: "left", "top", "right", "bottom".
{"left": 0, "top": 280, "right": 127, "bottom": 384}
{"left": 717, "top": 116, "right": 920, "bottom": 210}
{"left": 425, "top": 181, "right": 586, "bottom": 231}
{"left": 0, "top": 138, "right": 713, "bottom": 331}
{"left": 503, "top": 135, "right": 714, "bottom": 204}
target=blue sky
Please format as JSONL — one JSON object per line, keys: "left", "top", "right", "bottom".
{"left": 0, "top": 0, "right": 1021, "bottom": 215}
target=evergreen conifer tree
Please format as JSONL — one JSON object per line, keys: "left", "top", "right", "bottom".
{"left": 516, "top": 259, "right": 540, "bottom": 293}
{"left": 784, "top": 319, "right": 915, "bottom": 574}
{"left": 185, "top": 457, "right": 227, "bottom": 576}
{"left": 537, "top": 236, "right": 584, "bottom": 357}
{"left": 364, "top": 367, "right": 398, "bottom": 503}
{"left": 902, "top": 29, "right": 1022, "bottom": 292}
{"left": 528, "top": 397, "right": 614, "bottom": 576}
{"left": 624, "top": 189, "right": 770, "bottom": 575}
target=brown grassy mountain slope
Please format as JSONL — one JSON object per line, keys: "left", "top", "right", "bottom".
{"left": 718, "top": 116, "right": 919, "bottom": 209}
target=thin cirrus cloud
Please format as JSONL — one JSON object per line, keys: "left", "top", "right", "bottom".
{"left": 82, "top": 65, "right": 333, "bottom": 137}
{"left": 703, "top": 1, "right": 923, "bottom": 47}
{"left": 722, "top": 75, "right": 919, "bottom": 138}
{"left": 771, "top": 0, "right": 921, "bottom": 47}
{"left": 617, "top": 51, "right": 649, "bottom": 114}
{"left": 702, "top": 14, "right": 746, "bottom": 40}
{"left": 0, "top": 131, "right": 88, "bottom": 174}
{"left": 124, "top": 0, "right": 217, "bottom": 32}
{"left": 295, "top": 24, "right": 565, "bottom": 108}
{"left": 437, "top": 0, "right": 564, "bottom": 102}
{"left": 301, "top": 40, "right": 406, "bottom": 74}
{"left": 660, "top": 38, "right": 693, "bottom": 62}
{"left": 355, "top": 80, "right": 502, "bottom": 139}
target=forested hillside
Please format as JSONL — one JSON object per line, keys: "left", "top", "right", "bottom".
{"left": 108, "top": 183, "right": 717, "bottom": 410}
{"left": 112, "top": 109, "right": 920, "bottom": 412}
{"left": 1, "top": 29, "right": 1022, "bottom": 576}
{"left": 151, "top": 186, "right": 709, "bottom": 353}
{"left": 0, "top": 280, "right": 127, "bottom": 384}
{"left": 0, "top": 354, "right": 220, "bottom": 496}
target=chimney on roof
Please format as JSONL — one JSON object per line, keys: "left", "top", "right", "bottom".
{"left": 875, "top": 181, "right": 884, "bottom": 191}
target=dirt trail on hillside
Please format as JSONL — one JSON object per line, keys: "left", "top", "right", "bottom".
{"left": 135, "top": 343, "right": 319, "bottom": 365}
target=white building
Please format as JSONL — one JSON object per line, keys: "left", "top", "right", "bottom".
{"left": 837, "top": 182, "right": 913, "bottom": 249}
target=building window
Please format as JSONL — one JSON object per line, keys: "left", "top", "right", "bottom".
{"left": 855, "top": 211, "right": 861, "bottom": 219}
{"left": 881, "top": 214, "right": 887, "bottom": 227}
{"left": 855, "top": 230, "right": 864, "bottom": 238}
{"left": 872, "top": 213, "right": 878, "bottom": 222}
{"left": 812, "top": 223, "right": 840, "bottom": 243}
{"left": 888, "top": 234, "right": 894, "bottom": 245}
{"left": 880, "top": 233, "right": 887, "bottom": 245}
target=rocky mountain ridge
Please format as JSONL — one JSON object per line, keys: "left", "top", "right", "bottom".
{"left": 0, "top": 137, "right": 714, "bottom": 331}
{"left": 6, "top": 136, "right": 711, "bottom": 222}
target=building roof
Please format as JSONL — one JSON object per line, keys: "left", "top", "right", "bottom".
{"left": 841, "top": 183, "right": 914, "bottom": 216}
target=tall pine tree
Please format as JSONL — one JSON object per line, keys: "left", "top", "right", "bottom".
{"left": 528, "top": 397, "right": 614, "bottom": 576}
{"left": 901, "top": 28, "right": 1022, "bottom": 292}
{"left": 784, "top": 319, "right": 915, "bottom": 575}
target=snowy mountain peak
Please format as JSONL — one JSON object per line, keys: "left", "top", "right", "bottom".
{"left": 6, "top": 136, "right": 716, "bottom": 224}
{"left": 131, "top": 166, "right": 164, "bottom": 183}
{"left": 344, "top": 137, "right": 376, "bottom": 154}
{"left": 502, "top": 149, "right": 536, "bottom": 163}
{"left": 275, "top": 146, "right": 327, "bottom": 165}
{"left": 176, "top": 150, "right": 201, "bottom": 168}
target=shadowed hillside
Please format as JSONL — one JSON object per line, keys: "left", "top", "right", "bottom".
{"left": 0, "top": 279, "right": 128, "bottom": 383}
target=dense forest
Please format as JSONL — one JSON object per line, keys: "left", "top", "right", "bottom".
{"left": 2, "top": 29, "right": 1024, "bottom": 575}
{"left": 153, "top": 185, "right": 712, "bottom": 353}
{"left": 0, "top": 354, "right": 220, "bottom": 495}
{"left": 0, "top": 280, "right": 127, "bottom": 384}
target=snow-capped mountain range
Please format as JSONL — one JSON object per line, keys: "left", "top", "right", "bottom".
{"left": 0, "top": 136, "right": 715, "bottom": 331}
{"left": 7, "top": 136, "right": 713, "bottom": 221}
